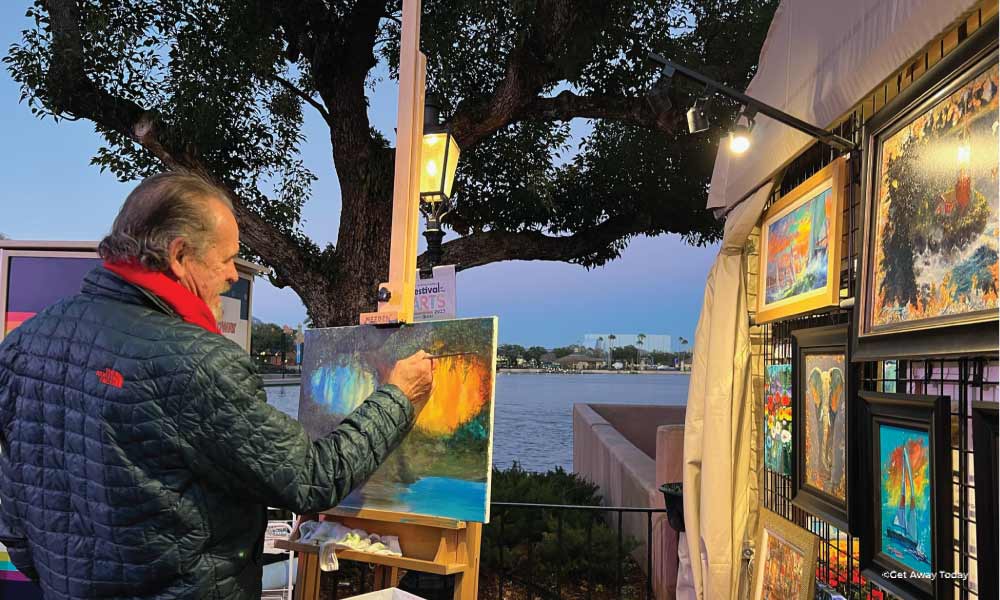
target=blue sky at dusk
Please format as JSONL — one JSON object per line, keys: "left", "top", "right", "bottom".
{"left": 0, "top": 3, "right": 718, "bottom": 349}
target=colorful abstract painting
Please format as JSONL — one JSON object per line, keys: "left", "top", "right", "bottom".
{"left": 764, "top": 364, "right": 792, "bottom": 475}
{"left": 803, "top": 353, "right": 846, "bottom": 500}
{"left": 879, "top": 424, "right": 932, "bottom": 575}
{"left": 759, "top": 531, "right": 806, "bottom": 599}
{"left": 298, "top": 317, "right": 497, "bottom": 523}
{"left": 765, "top": 186, "right": 833, "bottom": 305}
{"left": 870, "top": 64, "right": 999, "bottom": 330}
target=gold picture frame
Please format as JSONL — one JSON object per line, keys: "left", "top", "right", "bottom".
{"left": 756, "top": 157, "right": 847, "bottom": 324}
{"left": 751, "top": 509, "right": 819, "bottom": 600}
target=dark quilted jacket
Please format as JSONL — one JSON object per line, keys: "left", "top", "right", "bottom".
{"left": 0, "top": 267, "right": 415, "bottom": 599}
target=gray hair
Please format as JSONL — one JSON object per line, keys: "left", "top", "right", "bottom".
{"left": 98, "top": 172, "right": 234, "bottom": 271}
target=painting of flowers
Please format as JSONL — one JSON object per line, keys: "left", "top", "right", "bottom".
{"left": 878, "top": 424, "right": 933, "bottom": 576}
{"left": 765, "top": 364, "right": 793, "bottom": 475}
{"left": 298, "top": 317, "right": 497, "bottom": 523}
{"left": 757, "top": 158, "right": 846, "bottom": 324}
{"left": 867, "top": 63, "right": 999, "bottom": 332}
{"left": 803, "top": 353, "right": 846, "bottom": 500}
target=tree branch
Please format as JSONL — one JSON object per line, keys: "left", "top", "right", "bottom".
{"left": 520, "top": 89, "right": 683, "bottom": 135}
{"left": 418, "top": 214, "right": 651, "bottom": 271}
{"left": 272, "top": 74, "right": 332, "bottom": 125}
{"left": 42, "top": 0, "right": 333, "bottom": 307}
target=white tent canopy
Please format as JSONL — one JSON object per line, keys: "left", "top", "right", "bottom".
{"left": 683, "top": 1, "right": 982, "bottom": 598}
{"left": 706, "top": 0, "right": 981, "bottom": 212}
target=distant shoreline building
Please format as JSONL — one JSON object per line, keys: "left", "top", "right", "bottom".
{"left": 584, "top": 333, "right": 671, "bottom": 353}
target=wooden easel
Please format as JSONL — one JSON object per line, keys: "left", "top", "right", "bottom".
{"left": 276, "top": 508, "right": 482, "bottom": 600}
{"left": 278, "top": 0, "right": 484, "bottom": 598}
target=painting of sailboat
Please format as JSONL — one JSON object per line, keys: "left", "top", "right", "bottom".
{"left": 757, "top": 158, "right": 846, "bottom": 323}
{"left": 879, "top": 424, "right": 933, "bottom": 575}
{"left": 764, "top": 187, "right": 832, "bottom": 304}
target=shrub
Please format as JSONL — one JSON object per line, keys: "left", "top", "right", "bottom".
{"left": 482, "top": 463, "right": 639, "bottom": 587}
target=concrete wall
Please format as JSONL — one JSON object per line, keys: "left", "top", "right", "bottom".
{"left": 573, "top": 403, "right": 685, "bottom": 600}
{"left": 589, "top": 404, "right": 685, "bottom": 459}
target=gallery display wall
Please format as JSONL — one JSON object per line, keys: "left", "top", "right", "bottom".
{"left": 747, "top": 11, "right": 998, "bottom": 600}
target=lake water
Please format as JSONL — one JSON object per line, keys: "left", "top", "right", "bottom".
{"left": 266, "top": 372, "right": 689, "bottom": 473}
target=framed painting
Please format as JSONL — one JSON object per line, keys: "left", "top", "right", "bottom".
{"left": 855, "top": 23, "right": 999, "bottom": 360}
{"left": 756, "top": 156, "right": 846, "bottom": 324}
{"left": 791, "top": 324, "right": 855, "bottom": 533}
{"left": 972, "top": 401, "right": 998, "bottom": 600}
{"left": 859, "top": 392, "right": 951, "bottom": 600}
{"left": 764, "top": 363, "right": 793, "bottom": 476}
{"left": 298, "top": 317, "right": 497, "bottom": 523}
{"left": 751, "top": 509, "right": 819, "bottom": 600}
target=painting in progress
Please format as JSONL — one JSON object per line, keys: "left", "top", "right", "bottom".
{"left": 870, "top": 64, "right": 999, "bottom": 330}
{"left": 298, "top": 317, "right": 497, "bottom": 523}
{"left": 765, "top": 186, "right": 833, "bottom": 305}
{"left": 803, "top": 353, "right": 846, "bottom": 501}
{"left": 878, "top": 423, "right": 933, "bottom": 575}
{"left": 764, "top": 364, "right": 793, "bottom": 476}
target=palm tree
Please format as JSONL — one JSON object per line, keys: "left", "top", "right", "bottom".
{"left": 677, "top": 336, "right": 690, "bottom": 370}
{"left": 596, "top": 336, "right": 604, "bottom": 351}
{"left": 607, "top": 334, "right": 617, "bottom": 368}
{"left": 636, "top": 333, "right": 646, "bottom": 369}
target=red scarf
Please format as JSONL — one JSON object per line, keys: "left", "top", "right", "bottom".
{"left": 104, "top": 261, "right": 222, "bottom": 335}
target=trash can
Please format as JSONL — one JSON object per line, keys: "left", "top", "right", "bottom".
{"left": 659, "top": 482, "right": 685, "bottom": 532}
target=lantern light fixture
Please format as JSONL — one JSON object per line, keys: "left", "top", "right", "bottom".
{"left": 420, "top": 96, "right": 461, "bottom": 205}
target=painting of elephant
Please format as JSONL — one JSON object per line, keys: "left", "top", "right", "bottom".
{"left": 803, "top": 354, "right": 847, "bottom": 501}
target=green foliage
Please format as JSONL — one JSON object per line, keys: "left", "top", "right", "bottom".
{"left": 552, "top": 346, "right": 576, "bottom": 359}
{"left": 5, "top": 0, "right": 779, "bottom": 304}
{"left": 483, "top": 463, "right": 639, "bottom": 586}
{"left": 250, "top": 321, "right": 293, "bottom": 356}
{"left": 6, "top": 0, "right": 315, "bottom": 245}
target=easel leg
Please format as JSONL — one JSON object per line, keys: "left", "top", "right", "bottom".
{"left": 453, "top": 523, "right": 482, "bottom": 600}
{"left": 373, "top": 565, "right": 401, "bottom": 589}
{"left": 295, "top": 552, "right": 322, "bottom": 600}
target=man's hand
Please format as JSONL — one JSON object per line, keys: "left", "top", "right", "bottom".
{"left": 386, "top": 350, "right": 433, "bottom": 409}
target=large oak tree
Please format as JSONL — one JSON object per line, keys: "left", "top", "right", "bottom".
{"left": 6, "top": 0, "right": 777, "bottom": 326}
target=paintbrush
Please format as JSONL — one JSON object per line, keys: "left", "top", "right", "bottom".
{"left": 426, "top": 351, "right": 475, "bottom": 360}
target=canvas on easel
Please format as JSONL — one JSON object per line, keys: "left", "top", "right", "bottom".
{"left": 298, "top": 317, "right": 497, "bottom": 523}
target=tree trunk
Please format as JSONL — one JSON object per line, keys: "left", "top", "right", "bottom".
{"left": 302, "top": 141, "right": 397, "bottom": 328}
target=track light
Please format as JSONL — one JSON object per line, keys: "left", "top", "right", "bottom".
{"left": 648, "top": 64, "right": 676, "bottom": 113}
{"left": 686, "top": 96, "right": 711, "bottom": 134}
{"left": 728, "top": 108, "right": 756, "bottom": 155}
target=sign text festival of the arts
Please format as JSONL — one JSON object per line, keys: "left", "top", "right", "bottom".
{"left": 413, "top": 265, "right": 457, "bottom": 322}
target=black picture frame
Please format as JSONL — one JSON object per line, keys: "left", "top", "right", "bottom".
{"left": 791, "top": 324, "right": 855, "bottom": 533}
{"left": 972, "top": 400, "right": 998, "bottom": 599}
{"left": 853, "top": 18, "right": 999, "bottom": 361}
{"left": 858, "top": 391, "right": 951, "bottom": 600}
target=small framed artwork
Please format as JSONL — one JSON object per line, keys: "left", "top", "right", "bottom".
{"left": 764, "top": 363, "right": 793, "bottom": 476}
{"left": 791, "top": 324, "right": 854, "bottom": 533}
{"left": 751, "top": 509, "right": 819, "bottom": 600}
{"left": 855, "top": 23, "right": 999, "bottom": 360}
{"left": 972, "top": 401, "right": 998, "bottom": 600}
{"left": 859, "top": 392, "right": 951, "bottom": 600}
{"left": 756, "top": 157, "right": 847, "bottom": 324}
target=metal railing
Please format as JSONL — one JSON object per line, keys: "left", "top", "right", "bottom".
{"left": 486, "top": 501, "right": 668, "bottom": 600}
